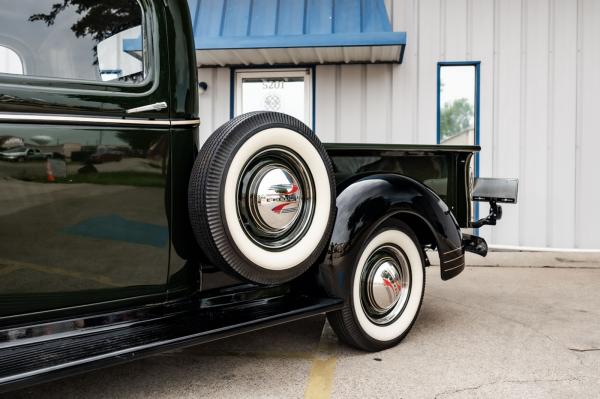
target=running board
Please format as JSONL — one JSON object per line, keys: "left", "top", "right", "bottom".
{"left": 0, "top": 294, "right": 343, "bottom": 392}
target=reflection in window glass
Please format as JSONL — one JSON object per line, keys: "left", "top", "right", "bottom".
{"left": 0, "top": 46, "right": 24, "bottom": 75}
{"left": 97, "top": 25, "right": 144, "bottom": 83}
{"left": 0, "top": 0, "right": 145, "bottom": 83}
{"left": 438, "top": 65, "right": 477, "bottom": 145}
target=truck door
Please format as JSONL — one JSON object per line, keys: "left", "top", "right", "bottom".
{"left": 0, "top": 0, "right": 171, "bottom": 320}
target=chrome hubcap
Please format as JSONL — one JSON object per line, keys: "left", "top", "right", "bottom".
{"left": 237, "top": 148, "right": 315, "bottom": 250}
{"left": 367, "top": 260, "right": 403, "bottom": 311}
{"left": 249, "top": 165, "right": 303, "bottom": 235}
{"left": 361, "top": 245, "right": 411, "bottom": 325}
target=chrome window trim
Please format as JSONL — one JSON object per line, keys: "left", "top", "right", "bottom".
{"left": 0, "top": 113, "right": 200, "bottom": 128}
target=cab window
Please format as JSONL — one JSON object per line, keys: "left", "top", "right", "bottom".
{"left": 0, "top": 0, "right": 146, "bottom": 84}
{"left": 0, "top": 45, "right": 23, "bottom": 75}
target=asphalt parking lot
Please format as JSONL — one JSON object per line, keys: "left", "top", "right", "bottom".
{"left": 5, "top": 252, "right": 600, "bottom": 399}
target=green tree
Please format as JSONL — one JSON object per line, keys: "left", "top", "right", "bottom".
{"left": 440, "top": 98, "right": 474, "bottom": 141}
{"left": 28, "top": 0, "right": 141, "bottom": 43}
{"left": 28, "top": 0, "right": 141, "bottom": 66}
{"left": 116, "top": 132, "right": 163, "bottom": 154}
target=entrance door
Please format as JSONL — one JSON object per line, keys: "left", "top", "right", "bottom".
{"left": 234, "top": 69, "right": 313, "bottom": 127}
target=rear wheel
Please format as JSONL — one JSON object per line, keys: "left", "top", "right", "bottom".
{"left": 188, "top": 112, "right": 336, "bottom": 285}
{"left": 328, "top": 221, "right": 426, "bottom": 351}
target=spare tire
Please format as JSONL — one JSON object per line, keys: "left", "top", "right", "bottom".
{"left": 188, "top": 112, "right": 336, "bottom": 284}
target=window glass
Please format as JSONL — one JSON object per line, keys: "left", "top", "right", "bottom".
{"left": 236, "top": 70, "right": 312, "bottom": 126}
{"left": 438, "top": 65, "right": 477, "bottom": 145}
{"left": 0, "top": 0, "right": 145, "bottom": 84}
{"left": 0, "top": 45, "right": 23, "bottom": 75}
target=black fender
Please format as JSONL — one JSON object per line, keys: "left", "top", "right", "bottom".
{"left": 318, "top": 174, "right": 464, "bottom": 301}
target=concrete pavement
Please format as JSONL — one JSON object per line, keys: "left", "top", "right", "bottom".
{"left": 4, "top": 253, "right": 600, "bottom": 399}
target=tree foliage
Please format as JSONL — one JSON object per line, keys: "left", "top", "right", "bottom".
{"left": 116, "top": 132, "right": 163, "bottom": 153}
{"left": 28, "top": 0, "right": 141, "bottom": 43}
{"left": 440, "top": 98, "right": 474, "bottom": 141}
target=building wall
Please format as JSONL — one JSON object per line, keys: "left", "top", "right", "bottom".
{"left": 197, "top": 0, "right": 600, "bottom": 250}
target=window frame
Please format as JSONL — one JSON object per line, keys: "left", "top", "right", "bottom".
{"left": 0, "top": 0, "right": 156, "bottom": 93}
{"left": 436, "top": 62, "right": 480, "bottom": 146}
{"left": 436, "top": 61, "right": 480, "bottom": 171}
{"left": 233, "top": 68, "right": 314, "bottom": 129}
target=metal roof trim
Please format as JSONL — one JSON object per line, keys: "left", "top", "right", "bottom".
{"left": 187, "top": 0, "right": 407, "bottom": 65}
{"left": 196, "top": 32, "right": 407, "bottom": 51}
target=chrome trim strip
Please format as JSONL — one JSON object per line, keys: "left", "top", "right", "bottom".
{"left": 0, "top": 113, "right": 200, "bottom": 128}
{"left": 442, "top": 254, "right": 465, "bottom": 264}
{"left": 443, "top": 247, "right": 462, "bottom": 256}
{"left": 171, "top": 119, "right": 201, "bottom": 126}
{"left": 444, "top": 263, "right": 465, "bottom": 272}
{"left": 0, "top": 113, "right": 170, "bottom": 126}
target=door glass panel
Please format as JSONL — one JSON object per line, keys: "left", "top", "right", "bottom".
{"left": 0, "top": 0, "right": 145, "bottom": 83}
{"left": 236, "top": 70, "right": 311, "bottom": 126}
{"left": 438, "top": 65, "right": 477, "bottom": 145}
{"left": 0, "top": 126, "right": 169, "bottom": 317}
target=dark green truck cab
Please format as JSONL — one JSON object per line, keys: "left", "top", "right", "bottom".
{"left": 0, "top": 0, "right": 516, "bottom": 391}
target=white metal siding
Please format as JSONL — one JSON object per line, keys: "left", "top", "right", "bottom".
{"left": 197, "top": 0, "right": 600, "bottom": 249}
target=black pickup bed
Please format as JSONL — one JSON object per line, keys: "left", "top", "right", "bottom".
{"left": 325, "top": 143, "right": 479, "bottom": 228}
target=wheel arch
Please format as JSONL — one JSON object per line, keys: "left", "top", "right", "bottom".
{"left": 318, "top": 173, "right": 464, "bottom": 301}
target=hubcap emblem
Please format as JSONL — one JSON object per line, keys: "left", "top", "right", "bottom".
{"left": 237, "top": 148, "right": 315, "bottom": 250}
{"left": 251, "top": 166, "right": 303, "bottom": 234}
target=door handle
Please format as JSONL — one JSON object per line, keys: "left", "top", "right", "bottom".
{"left": 126, "top": 102, "right": 168, "bottom": 114}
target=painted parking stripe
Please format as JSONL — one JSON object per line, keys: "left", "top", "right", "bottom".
{"left": 304, "top": 322, "right": 338, "bottom": 399}
{"left": 63, "top": 214, "right": 169, "bottom": 248}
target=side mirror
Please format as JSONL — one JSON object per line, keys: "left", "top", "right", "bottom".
{"left": 472, "top": 178, "right": 518, "bottom": 204}
{"left": 471, "top": 178, "right": 518, "bottom": 228}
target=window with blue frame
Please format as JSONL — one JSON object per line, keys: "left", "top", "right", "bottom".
{"left": 437, "top": 62, "right": 480, "bottom": 147}
{"left": 437, "top": 62, "right": 481, "bottom": 225}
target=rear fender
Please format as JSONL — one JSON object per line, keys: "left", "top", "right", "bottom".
{"left": 318, "top": 174, "right": 464, "bottom": 301}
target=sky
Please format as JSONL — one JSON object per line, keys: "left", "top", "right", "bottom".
{"left": 439, "top": 65, "right": 476, "bottom": 107}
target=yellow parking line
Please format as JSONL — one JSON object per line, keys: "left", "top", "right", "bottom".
{"left": 0, "top": 264, "right": 22, "bottom": 276}
{"left": 304, "top": 322, "right": 338, "bottom": 399}
{"left": 305, "top": 357, "right": 337, "bottom": 399}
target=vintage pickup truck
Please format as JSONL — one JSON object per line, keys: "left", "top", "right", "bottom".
{"left": 0, "top": 0, "right": 517, "bottom": 392}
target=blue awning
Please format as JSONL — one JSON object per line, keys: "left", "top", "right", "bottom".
{"left": 187, "top": 0, "right": 406, "bottom": 66}
{"left": 123, "top": 38, "right": 143, "bottom": 61}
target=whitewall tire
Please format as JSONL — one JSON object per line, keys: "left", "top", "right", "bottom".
{"left": 188, "top": 112, "right": 336, "bottom": 285}
{"left": 328, "top": 221, "right": 426, "bottom": 351}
